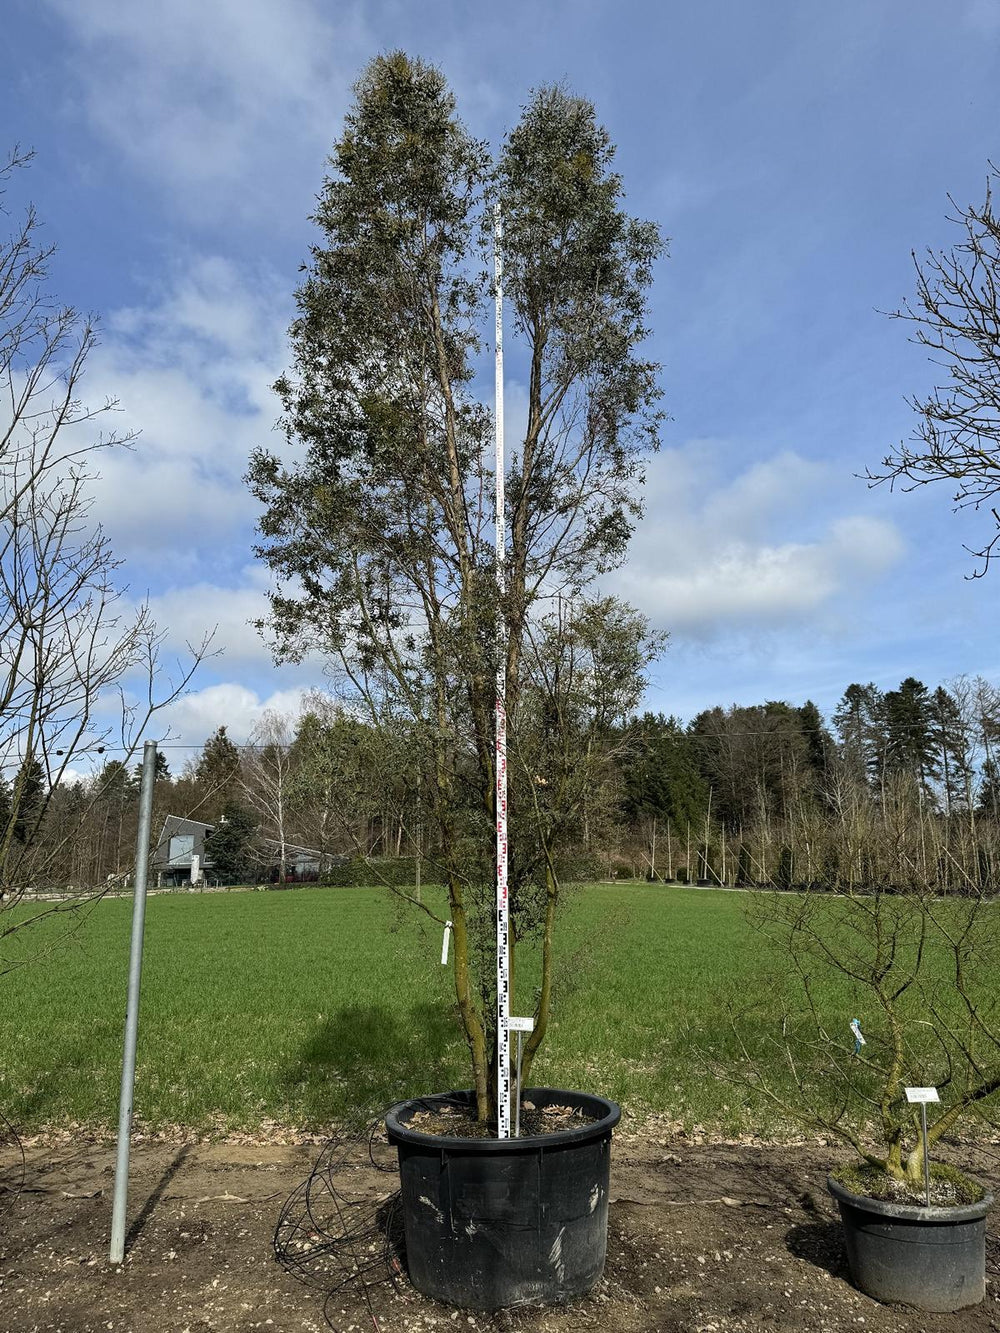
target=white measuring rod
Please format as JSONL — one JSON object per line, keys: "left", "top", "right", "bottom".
{"left": 494, "top": 202, "right": 511, "bottom": 1140}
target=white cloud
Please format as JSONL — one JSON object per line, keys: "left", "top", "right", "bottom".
{"left": 144, "top": 578, "right": 274, "bottom": 667}
{"left": 157, "top": 681, "right": 315, "bottom": 751}
{"left": 44, "top": 0, "right": 373, "bottom": 225}
{"left": 610, "top": 443, "right": 905, "bottom": 638}
{"left": 74, "top": 255, "right": 287, "bottom": 569}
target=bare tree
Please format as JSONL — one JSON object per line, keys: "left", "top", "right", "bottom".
{"left": 869, "top": 167, "right": 1000, "bottom": 574}
{"left": 240, "top": 710, "right": 296, "bottom": 880}
{"left": 0, "top": 149, "right": 208, "bottom": 953}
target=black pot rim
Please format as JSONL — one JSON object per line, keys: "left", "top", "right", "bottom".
{"left": 828, "top": 1172, "right": 994, "bottom": 1224}
{"left": 386, "top": 1087, "right": 621, "bottom": 1153}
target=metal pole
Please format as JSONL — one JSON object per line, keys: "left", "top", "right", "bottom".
{"left": 922, "top": 1103, "right": 930, "bottom": 1207}
{"left": 515, "top": 1031, "right": 523, "bottom": 1138}
{"left": 494, "top": 201, "right": 511, "bottom": 1140}
{"left": 109, "top": 740, "right": 157, "bottom": 1263}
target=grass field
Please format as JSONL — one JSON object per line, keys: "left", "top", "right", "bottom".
{"left": 0, "top": 883, "right": 938, "bottom": 1134}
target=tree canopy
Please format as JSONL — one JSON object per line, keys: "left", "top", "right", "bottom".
{"left": 248, "top": 53, "right": 664, "bottom": 1117}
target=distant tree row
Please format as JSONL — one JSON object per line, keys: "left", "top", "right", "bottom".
{"left": 7, "top": 672, "right": 996, "bottom": 894}
{"left": 617, "top": 675, "right": 1000, "bottom": 889}
{"left": 15, "top": 692, "right": 435, "bottom": 888}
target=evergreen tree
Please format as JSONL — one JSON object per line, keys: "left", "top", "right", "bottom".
{"left": 883, "top": 677, "right": 939, "bottom": 790}
{"left": 798, "top": 699, "right": 835, "bottom": 795}
{"left": 133, "top": 751, "right": 171, "bottom": 785}
{"left": 0, "top": 775, "right": 11, "bottom": 846}
{"left": 96, "top": 759, "right": 135, "bottom": 798}
{"left": 978, "top": 757, "right": 1000, "bottom": 821}
{"left": 204, "top": 801, "right": 259, "bottom": 885}
{"left": 195, "top": 726, "right": 241, "bottom": 806}
{"left": 833, "top": 683, "right": 886, "bottom": 790}
{"left": 12, "top": 757, "right": 45, "bottom": 845}
{"left": 929, "top": 685, "right": 972, "bottom": 814}
{"left": 688, "top": 700, "right": 811, "bottom": 828}
{"left": 620, "top": 713, "right": 708, "bottom": 833}
{"left": 248, "top": 52, "right": 664, "bottom": 1118}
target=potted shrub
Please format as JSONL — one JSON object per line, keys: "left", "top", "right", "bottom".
{"left": 715, "top": 850, "right": 999, "bottom": 1312}
{"left": 251, "top": 54, "right": 664, "bottom": 1309}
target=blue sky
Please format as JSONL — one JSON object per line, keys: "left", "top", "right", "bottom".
{"left": 4, "top": 0, "right": 1000, "bottom": 754}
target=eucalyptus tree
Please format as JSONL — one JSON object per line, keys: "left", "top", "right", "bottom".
{"left": 249, "top": 54, "right": 664, "bottom": 1118}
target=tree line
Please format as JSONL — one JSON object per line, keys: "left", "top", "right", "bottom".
{"left": 10, "top": 671, "right": 996, "bottom": 894}
{"left": 621, "top": 674, "right": 1000, "bottom": 889}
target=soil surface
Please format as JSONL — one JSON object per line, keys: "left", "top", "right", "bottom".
{"left": 403, "top": 1101, "right": 594, "bottom": 1138}
{"left": 4, "top": 1121, "right": 1000, "bottom": 1332}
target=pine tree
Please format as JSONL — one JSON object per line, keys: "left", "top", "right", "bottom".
{"left": 883, "top": 678, "right": 939, "bottom": 790}
{"left": 833, "top": 683, "right": 886, "bottom": 790}
{"left": 798, "top": 699, "right": 834, "bottom": 797}
{"left": 12, "top": 757, "right": 45, "bottom": 845}
{"left": 978, "top": 757, "right": 1000, "bottom": 821}
{"left": 195, "top": 727, "right": 241, "bottom": 807}
{"left": 620, "top": 713, "right": 708, "bottom": 834}
{"left": 133, "top": 751, "right": 171, "bottom": 785}
{"left": 204, "top": 801, "right": 259, "bottom": 885}
{"left": 929, "top": 685, "right": 972, "bottom": 814}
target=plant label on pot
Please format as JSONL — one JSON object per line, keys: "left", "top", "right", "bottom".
{"left": 905, "top": 1087, "right": 940, "bottom": 1103}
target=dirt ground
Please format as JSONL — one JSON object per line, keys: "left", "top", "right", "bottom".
{"left": 4, "top": 1121, "right": 1000, "bottom": 1333}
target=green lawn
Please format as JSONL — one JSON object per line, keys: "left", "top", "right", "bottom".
{"left": 0, "top": 884, "right": 923, "bottom": 1133}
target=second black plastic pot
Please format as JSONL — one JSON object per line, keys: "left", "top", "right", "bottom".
{"left": 828, "top": 1174, "right": 993, "bottom": 1312}
{"left": 385, "top": 1088, "right": 620, "bottom": 1311}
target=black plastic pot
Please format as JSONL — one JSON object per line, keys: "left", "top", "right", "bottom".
{"left": 828, "top": 1174, "right": 993, "bottom": 1312}
{"left": 385, "top": 1088, "right": 620, "bottom": 1311}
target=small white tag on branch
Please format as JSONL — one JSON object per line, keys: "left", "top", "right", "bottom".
{"left": 441, "top": 920, "right": 453, "bottom": 966}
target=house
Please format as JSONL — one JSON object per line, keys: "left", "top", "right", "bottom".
{"left": 151, "top": 814, "right": 327, "bottom": 887}
{"left": 152, "top": 815, "right": 213, "bottom": 886}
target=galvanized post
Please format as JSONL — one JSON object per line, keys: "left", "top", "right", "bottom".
{"left": 922, "top": 1103, "right": 931, "bottom": 1208}
{"left": 515, "top": 1031, "right": 523, "bottom": 1138}
{"left": 109, "top": 740, "right": 157, "bottom": 1264}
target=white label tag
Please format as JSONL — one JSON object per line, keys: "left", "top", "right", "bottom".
{"left": 441, "top": 921, "right": 452, "bottom": 966}
{"left": 905, "top": 1086, "right": 940, "bottom": 1104}
{"left": 508, "top": 1016, "right": 534, "bottom": 1032}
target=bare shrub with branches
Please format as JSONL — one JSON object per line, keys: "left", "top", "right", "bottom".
{"left": 709, "top": 835, "right": 1000, "bottom": 1193}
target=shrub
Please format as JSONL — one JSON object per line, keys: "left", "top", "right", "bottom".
{"left": 320, "top": 856, "right": 446, "bottom": 888}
